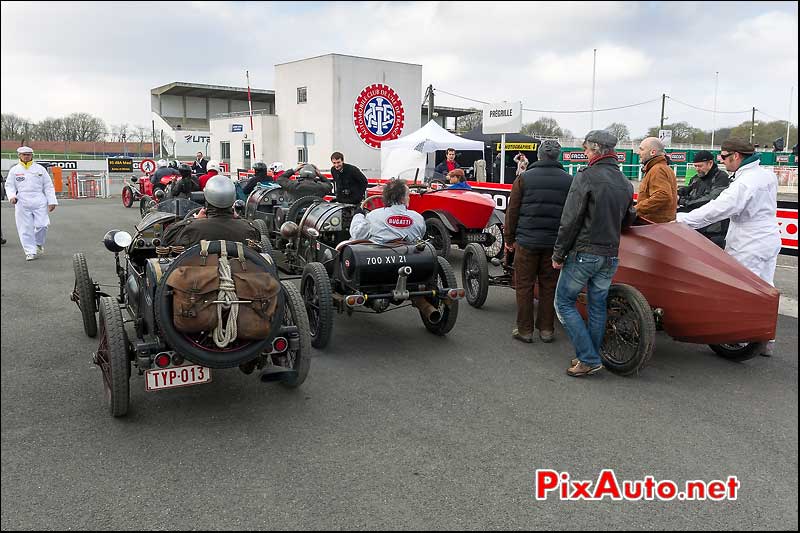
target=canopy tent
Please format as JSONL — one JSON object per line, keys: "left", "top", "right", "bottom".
{"left": 459, "top": 126, "right": 542, "bottom": 182}
{"left": 380, "top": 120, "right": 484, "bottom": 178}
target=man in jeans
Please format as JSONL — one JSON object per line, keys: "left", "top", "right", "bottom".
{"left": 552, "top": 131, "right": 636, "bottom": 377}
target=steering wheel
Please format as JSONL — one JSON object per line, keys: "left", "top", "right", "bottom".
{"left": 361, "top": 195, "right": 383, "bottom": 213}
{"left": 428, "top": 178, "right": 448, "bottom": 191}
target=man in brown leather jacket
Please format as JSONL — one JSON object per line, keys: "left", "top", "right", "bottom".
{"left": 636, "top": 137, "right": 678, "bottom": 223}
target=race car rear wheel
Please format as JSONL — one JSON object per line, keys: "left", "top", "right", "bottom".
{"left": 462, "top": 243, "right": 489, "bottom": 309}
{"left": 97, "top": 296, "right": 130, "bottom": 417}
{"left": 708, "top": 342, "right": 765, "bottom": 362}
{"left": 287, "top": 195, "right": 322, "bottom": 225}
{"left": 277, "top": 281, "right": 312, "bottom": 388}
{"left": 122, "top": 186, "right": 134, "bottom": 208}
{"left": 425, "top": 217, "right": 451, "bottom": 260}
{"left": 301, "top": 262, "right": 334, "bottom": 349}
{"left": 483, "top": 223, "right": 504, "bottom": 260}
{"left": 252, "top": 218, "right": 273, "bottom": 257}
{"left": 421, "top": 256, "right": 459, "bottom": 336}
{"left": 73, "top": 252, "right": 98, "bottom": 337}
{"left": 600, "top": 284, "right": 656, "bottom": 376}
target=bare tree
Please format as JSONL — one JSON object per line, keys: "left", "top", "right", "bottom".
{"left": 1, "top": 113, "right": 32, "bottom": 141}
{"left": 455, "top": 109, "right": 482, "bottom": 133}
{"left": 62, "top": 112, "right": 107, "bottom": 142}
{"left": 522, "top": 117, "right": 565, "bottom": 138}
{"left": 604, "top": 122, "right": 630, "bottom": 141}
{"left": 34, "top": 117, "right": 67, "bottom": 141}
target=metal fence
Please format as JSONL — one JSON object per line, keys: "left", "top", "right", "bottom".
{"left": 68, "top": 172, "right": 110, "bottom": 199}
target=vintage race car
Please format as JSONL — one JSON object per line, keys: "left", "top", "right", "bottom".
{"left": 71, "top": 197, "right": 312, "bottom": 417}
{"left": 121, "top": 172, "right": 183, "bottom": 217}
{"left": 364, "top": 169, "right": 504, "bottom": 260}
{"left": 255, "top": 197, "right": 465, "bottom": 349}
{"left": 460, "top": 220, "right": 780, "bottom": 375}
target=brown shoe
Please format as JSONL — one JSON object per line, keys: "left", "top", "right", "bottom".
{"left": 539, "top": 330, "right": 554, "bottom": 343}
{"left": 512, "top": 327, "right": 533, "bottom": 343}
{"left": 567, "top": 361, "right": 603, "bottom": 377}
{"left": 571, "top": 358, "right": 579, "bottom": 367}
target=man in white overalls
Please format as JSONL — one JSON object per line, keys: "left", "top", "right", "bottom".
{"left": 5, "top": 146, "right": 58, "bottom": 261}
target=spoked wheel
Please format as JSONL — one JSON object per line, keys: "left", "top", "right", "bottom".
{"left": 252, "top": 218, "right": 273, "bottom": 257}
{"left": 600, "top": 284, "right": 656, "bottom": 376}
{"left": 421, "top": 256, "right": 459, "bottom": 335}
{"left": 276, "top": 281, "right": 312, "bottom": 388}
{"left": 73, "top": 252, "right": 98, "bottom": 337}
{"left": 462, "top": 243, "right": 489, "bottom": 308}
{"left": 425, "top": 218, "right": 451, "bottom": 260}
{"left": 483, "top": 223, "right": 504, "bottom": 260}
{"left": 140, "top": 196, "right": 156, "bottom": 217}
{"left": 95, "top": 296, "right": 130, "bottom": 417}
{"left": 122, "top": 186, "right": 134, "bottom": 208}
{"left": 301, "top": 262, "right": 334, "bottom": 349}
{"left": 709, "top": 342, "right": 765, "bottom": 362}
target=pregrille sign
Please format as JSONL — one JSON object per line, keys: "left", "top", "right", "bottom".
{"left": 353, "top": 84, "right": 405, "bottom": 149}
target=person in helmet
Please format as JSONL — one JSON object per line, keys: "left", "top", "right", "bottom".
{"left": 241, "top": 161, "right": 273, "bottom": 196}
{"left": 277, "top": 163, "right": 332, "bottom": 200}
{"left": 169, "top": 164, "right": 200, "bottom": 198}
{"left": 270, "top": 162, "right": 285, "bottom": 179}
{"left": 163, "top": 175, "right": 260, "bottom": 248}
{"left": 151, "top": 158, "right": 180, "bottom": 190}
{"left": 198, "top": 159, "right": 221, "bottom": 189}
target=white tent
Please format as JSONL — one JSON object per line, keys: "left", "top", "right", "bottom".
{"left": 380, "top": 120, "right": 484, "bottom": 178}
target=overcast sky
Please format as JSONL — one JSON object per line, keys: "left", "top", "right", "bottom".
{"left": 1, "top": 1, "right": 797, "bottom": 139}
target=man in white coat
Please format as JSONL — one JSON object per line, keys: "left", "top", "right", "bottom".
{"left": 676, "top": 138, "right": 781, "bottom": 356}
{"left": 5, "top": 146, "right": 58, "bottom": 261}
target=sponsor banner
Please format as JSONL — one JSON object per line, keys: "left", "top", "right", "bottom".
{"left": 563, "top": 152, "right": 626, "bottom": 162}
{"left": 668, "top": 152, "right": 687, "bottom": 163}
{"left": 495, "top": 143, "right": 538, "bottom": 151}
{"left": 353, "top": 84, "right": 405, "bottom": 149}
{"left": 482, "top": 101, "right": 522, "bottom": 134}
{"left": 37, "top": 160, "right": 78, "bottom": 170}
{"left": 107, "top": 157, "right": 133, "bottom": 173}
{"left": 776, "top": 154, "right": 790, "bottom": 163}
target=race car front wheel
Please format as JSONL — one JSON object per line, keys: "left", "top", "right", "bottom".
{"left": 462, "top": 243, "right": 489, "bottom": 309}
{"left": 301, "top": 262, "right": 334, "bottom": 349}
{"left": 73, "top": 252, "right": 98, "bottom": 337}
{"left": 96, "top": 296, "right": 130, "bottom": 417}
{"left": 425, "top": 217, "right": 451, "bottom": 260}
{"left": 122, "top": 186, "right": 134, "bottom": 208}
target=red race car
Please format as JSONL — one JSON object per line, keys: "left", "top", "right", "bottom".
{"left": 460, "top": 219, "right": 780, "bottom": 375}
{"left": 364, "top": 169, "right": 503, "bottom": 259}
{"left": 122, "top": 171, "right": 180, "bottom": 216}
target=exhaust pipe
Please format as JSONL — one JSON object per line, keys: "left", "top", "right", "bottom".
{"left": 413, "top": 297, "right": 441, "bottom": 324}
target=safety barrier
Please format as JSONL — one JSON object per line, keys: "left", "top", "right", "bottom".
{"left": 68, "top": 171, "right": 110, "bottom": 199}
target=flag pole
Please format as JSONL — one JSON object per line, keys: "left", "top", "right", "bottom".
{"left": 247, "top": 70, "right": 255, "bottom": 162}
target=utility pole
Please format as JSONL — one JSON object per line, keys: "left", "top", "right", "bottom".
{"left": 711, "top": 72, "right": 719, "bottom": 148}
{"left": 660, "top": 94, "right": 666, "bottom": 130}
{"left": 590, "top": 48, "right": 597, "bottom": 130}
{"left": 750, "top": 107, "right": 756, "bottom": 144}
{"left": 426, "top": 85, "right": 434, "bottom": 123}
{"left": 786, "top": 86, "right": 794, "bottom": 152}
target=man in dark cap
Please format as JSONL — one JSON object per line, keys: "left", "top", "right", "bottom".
{"left": 504, "top": 139, "right": 572, "bottom": 344}
{"left": 552, "top": 130, "right": 636, "bottom": 377}
{"left": 677, "top": 150, "right": 731, "bottom": 248}
{"left": 676, "top": 139, "right": 781, "bottom": 356}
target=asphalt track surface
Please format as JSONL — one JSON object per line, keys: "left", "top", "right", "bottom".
{"left": 1, "top": 199, "right": 797, "bottom": 530}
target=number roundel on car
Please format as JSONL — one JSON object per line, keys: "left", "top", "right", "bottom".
{"left": 387, "top": 215, "right": 413, "bottom": 228}
{"left": 353, "top": 84, "right": 405, "bottom": 149}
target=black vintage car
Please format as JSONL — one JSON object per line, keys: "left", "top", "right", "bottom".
{"left": 246, "top": 193, "right": 465, "bottom": 350}
{"left": 71, "top": 197, "right": 312, "bottom": 417}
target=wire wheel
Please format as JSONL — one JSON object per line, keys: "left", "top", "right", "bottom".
{"left": 122, "top": 186, "right": 134, "bottom": 208}
{"left": 599, "top": 284, "right": 655, "bottom": 376}
{"left": 96, "top": 296, "right": 130, "bottom": 417}
{"left": 482, "top": 223, "right": 504, "bottom": 260}
{"left": 425, "top": 218, "right": 451, "bottom": 259}
{"left": 462, "top": 243, "right": 489, "bottom": 308}
{"left": 301, "top": 262, "right": 334, "bottom": 349}
{"left": 276, "top": 281, "right": 312, "bottom": 388}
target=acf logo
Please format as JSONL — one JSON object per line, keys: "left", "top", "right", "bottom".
{"left": 353, "top": 84, "right": 405, "bottom": 149}
{"left": 387, "top": 215, "right": 413, "bottom": 228}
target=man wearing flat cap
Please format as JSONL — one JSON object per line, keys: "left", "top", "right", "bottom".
{"left": 677, "top": 150, "right": 731, "bottom": 248}
{"left": 504, "top": 139, "right": 572, "bottom": 344}
{"left": 552, "top": 130, "right": 636, "bottom": 377}
{"left": 676, "top": 138, "right": 781, "bottom": 356}
{"left": 636, "top": 136, "right": 678, "bottom": 223}
{"left": 5, "top": 146, "right": 58, "bottom": 261}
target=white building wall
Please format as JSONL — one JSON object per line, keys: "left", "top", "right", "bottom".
{"left": 331, "top": 55, "right": 422, "bottom": 177}
{"left": 209, "top": 114, "right": 278, "bottom": 172}
{"left": 275, "top": 55, "right": 336, "bottom": 170}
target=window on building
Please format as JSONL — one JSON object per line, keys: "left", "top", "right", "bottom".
{"left": 297, "top": 147, "right": 308, "bottom": 164}
{"left": 220, "top": 141, "right": 231, "bottom": 166}
{"left": 297, "top": 87, "right": 307, "bottom": 104}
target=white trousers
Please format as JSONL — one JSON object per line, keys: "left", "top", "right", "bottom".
{"left": 15, "top": 204, "right": 50, "bottom": 255}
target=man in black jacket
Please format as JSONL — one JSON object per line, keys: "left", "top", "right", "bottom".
{"left": 677, "top": 150, "right": 730, "bottom": 248}
{"left": 504, "top": 140, "right": 572, "bottom": 344}
{"left": 552, "top": 130, "right": 636, "bottom": 377}
{"left": 330, "top": 151, "right": 368, "bottom": 204}
{"left": 278, "top": 164, "right": 333, "bottom": 199}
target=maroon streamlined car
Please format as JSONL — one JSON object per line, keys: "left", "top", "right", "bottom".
{"left": 461, "top": 220, "right": 780, "bottom": 376}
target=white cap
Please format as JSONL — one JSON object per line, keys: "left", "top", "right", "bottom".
{"left": 207, "top": 159, "right": 221, "bottom": 172}
{"left": 17, "top": 146, "right": 34, "bottom": 154}
{"left": 271, "top": 161, "right": 283, "bottom": 172}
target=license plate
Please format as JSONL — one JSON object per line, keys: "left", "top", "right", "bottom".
{"left": 145, "top": 365, "right": 212, "bottom": 391}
